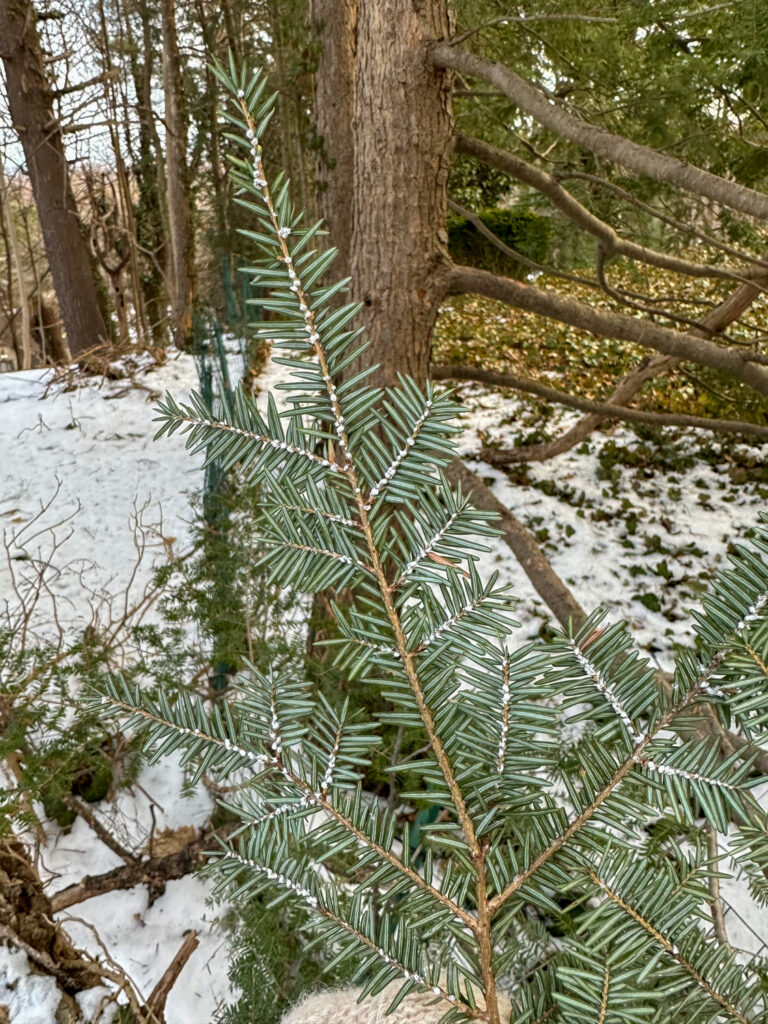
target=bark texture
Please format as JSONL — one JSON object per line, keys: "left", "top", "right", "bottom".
{"left": 340, "top": 0, "right": 454, "bottom": 389}
{"left": 311, "top": 0, "right": 358, "bottom": 278}
{"left": 0, "top": 0, "right": 112, "bottom": 357}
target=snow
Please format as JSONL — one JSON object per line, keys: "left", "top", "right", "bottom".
{"left": 1, "top": 352, "right": 766, "bottom": 1018}
{"left": 1, "top": 357, "right": 201, "bottom": 627}
{"left": 453, "top": 381, "right": 767, "bottom": 669}
{"left": 1, "top": 353, "right": 234, "bottom": 1023}
{"left": 0, "top": 348, "right": 295, "bottom": 1023}
{"left": 0, "top": 946, "right": 61, "bottom": 1024}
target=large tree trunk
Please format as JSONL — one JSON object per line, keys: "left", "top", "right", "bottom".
{"left": 0, "top": 0, "right": 112, "bottom": 358}
{"left": 352, "top": 0, "right": 453, "bottom": 388}
{"left": 312, "top": 0, "right": 453, "bottom": 389}
{"left": 161, "top": 0, "right": 196, "bottom": 348}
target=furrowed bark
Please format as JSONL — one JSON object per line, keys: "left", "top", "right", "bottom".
{"left": 349, "top": 0, "right": 454, "bottom": 389}
{"left": 0, "top": 839, "right": 101, "bottom": 993}
{"left": 433, "top": 44, "right": 768, "bottom": 223}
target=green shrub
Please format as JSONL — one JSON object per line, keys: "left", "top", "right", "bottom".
{"left": 447, "top": 207, "right": 551, "bottom": 277}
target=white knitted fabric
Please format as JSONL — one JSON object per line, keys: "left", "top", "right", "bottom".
{"left": 281, "top": 984, "right": 511, "bottom": 1023}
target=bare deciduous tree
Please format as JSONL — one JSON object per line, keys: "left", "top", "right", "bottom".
{"left": 0, "top": 0, "right": 113, "bottom": 357}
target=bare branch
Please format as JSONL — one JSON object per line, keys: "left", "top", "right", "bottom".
{"left": 431, "top": 363, "right": 768, "bottom": 445}
{"left": 51, "top": 69, "right": 118, "bottom": 100}
{"left": 50, "top": 823, "right": 238, "bottom": 912}
{"left": 143, "top": 932, "right": 199, "bottom": 1021}
{"left": 447, "top": 264, "right": 768, "bottom": 395}
{"left": 454, "top": 134, "right": 758, "bottom": 282}
{"left": 434, "top": 45, "right": 768, "bottom": 222}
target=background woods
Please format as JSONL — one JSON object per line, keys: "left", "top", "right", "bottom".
{"left": 1, "top": 1, "right": 768, "bottom": 448}
{"left": 1, "top": 2, "right": 768, "bottom": 1022}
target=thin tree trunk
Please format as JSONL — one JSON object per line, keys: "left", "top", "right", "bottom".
{"left": 0, "top": 0, "right": 113, "bottom": 358}
{"left": 98, "top": 0, "right": 147, "bottom": 349}
{"left": 0, "top": 169, "right": 33, "bottom": 368}
{"left": 0, "top": 184, "right": 18, "bottom": 361}
{"left": 127, "top": 0, "right": 168, "bottom": 346}
{"left": 161, "top": 0, "right": 196, "bottom": 348}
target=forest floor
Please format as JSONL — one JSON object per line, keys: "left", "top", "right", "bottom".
{"left": 1, "top": 339, "right": 767, "bottom": 1021}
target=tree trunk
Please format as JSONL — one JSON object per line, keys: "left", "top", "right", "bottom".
{"left": 127, "top": 0, "right": 169, "bottom": 346}
{"left": 0, "top": 0, "right": 113, "bottom": 358}
{"left": 312, "top": 0, "right": 453, "bottom": 390}
{"left": 351, "top": 0, "right": 453, "bottom": 389}
{"left": 0, "top": 168, "right": 34, "bottom": 368}
{"left": 161, "top": 0, "right": 196, "bottom": 348}
{"left": 311, "top": 0, "right": 357, "bottom": 278}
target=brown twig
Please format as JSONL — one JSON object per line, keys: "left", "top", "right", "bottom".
{"left": 50, "top": 823, "right": 236, "bottom": 912}
{"left": 431, "top": 363, "right": 768, "bottom": 445}
{"left": 143, "top": 931, "right": 199, "bottom": 1022}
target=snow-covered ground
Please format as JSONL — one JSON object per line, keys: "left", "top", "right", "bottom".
{"left": 1, "top": 351, "right": 766, "bottom": 1021}
{"left": 454, "top": 381, "right": 767, "bottom": 668}
{"left": 1, "top": 353, "right": 233, "bottom": 1023}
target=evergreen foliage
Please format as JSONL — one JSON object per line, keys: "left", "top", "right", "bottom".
{"left": 447, "top": 208, "right": 551, "bottom": 278}
{"left": 96, "top": 63, "right": 768, "bottom": 1024}
{"left": 0, "top": 623, "right": 140, "bottom": 833}
{"left": 218, "top": 896, "right": 357, "bottom": 1024}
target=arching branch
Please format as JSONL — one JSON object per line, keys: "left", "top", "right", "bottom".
{"left": 434, "top": 45, "right": 768, "bottom": 222}
{"left": 431, "top": 364, "right": 768, "bottom": 447}
{"left": 454, "top": 134, "right": 761, "bottom": 283}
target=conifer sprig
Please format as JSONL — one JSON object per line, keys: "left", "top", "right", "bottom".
{"left": 96, "top": 59, "right": 768, "bottom": 1024}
